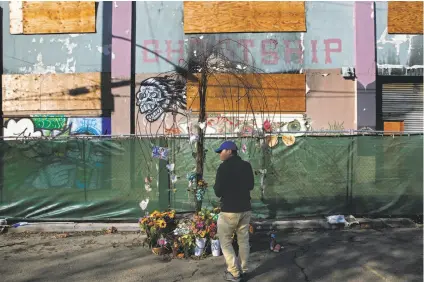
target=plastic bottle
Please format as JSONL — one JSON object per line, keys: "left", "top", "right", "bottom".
{"left": 12, "top": 222, "right": 29, "bottom": 228}
{"left": 270, "top": 232, "right": 276, "bottom": 251}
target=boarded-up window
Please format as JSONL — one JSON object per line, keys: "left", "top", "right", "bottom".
{"left": 388, "top": 1, "right": 423, "bottom": 34}
{"left": 184, "top": 1, "right": 306, "bottom": 33}
{"left": 2, "top": 73, "right": 104, "bottom": 115}
{"left": 384, "top": 121, "right": 405, "bottom": 133}
{"left": 187, "top": 74, "right": 306, "bottom": 112}
{"left": 10, "top": 1, "right": 96, "bottom": 34}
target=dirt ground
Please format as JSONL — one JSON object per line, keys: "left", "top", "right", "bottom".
{"left": 0, "top": 227, "right": 422, "bottom": 282}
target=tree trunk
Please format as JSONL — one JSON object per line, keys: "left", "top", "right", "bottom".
{"left": 194, "top": 70, "right": 208, "bottom": 212}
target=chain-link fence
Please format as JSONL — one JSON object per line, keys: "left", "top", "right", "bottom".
{"left": 0, "top": 132, "right": 422, "bottom": 221}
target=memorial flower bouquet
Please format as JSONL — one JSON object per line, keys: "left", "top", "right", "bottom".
{"left": 191, "top": 215, "right": 209, "bottom": 239}
{"left": 208, "top": 222, "right": 218, "bottom": 240}
{"left": 172, "top": 218, "right": 193, "bottom": 258}
{"left": 178, "top": 233, "right": 196, "bottom": 258}
{"left": 195, "top": 179, "right": 209, "bottom": 201}
{"left": 139, "top": 210, "right": 176, "bottom": 250}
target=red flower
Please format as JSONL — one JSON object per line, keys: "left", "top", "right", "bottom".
{"left": 263, "top": 120, "right": 272, "bottom": 132}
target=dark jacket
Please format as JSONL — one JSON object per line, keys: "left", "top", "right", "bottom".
{"left": 213, "top": 155, "right": 254, "bottom": 213}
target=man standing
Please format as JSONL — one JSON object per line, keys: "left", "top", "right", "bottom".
{"left": 214, "top": 141, "right": 254, "bottom": 282}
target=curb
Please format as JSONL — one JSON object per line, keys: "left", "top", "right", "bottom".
{"left": 251, "top": 217, "right": 418, "bottom": 232}
{"left": 3, "top": 222, "right": 140, "bottom": 233}
{"left": 1, "top": 218, "right": 418, "bottom": 233}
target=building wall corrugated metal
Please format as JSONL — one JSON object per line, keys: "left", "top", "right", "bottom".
{"left": 382, "top": 83, "right": 423, "bottom": 132}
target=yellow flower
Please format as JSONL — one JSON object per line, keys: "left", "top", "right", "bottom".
{"left": 199, "top": 230, "right": 206, "bottom": 238}
{"left": 213, "top": 208, "right": 221, "bottom": 214}
{"left": 168, "top": 212, "right": 175, "bottom": 219}
{"left": 156, "top": 219, "right": 167, "bottom": 229}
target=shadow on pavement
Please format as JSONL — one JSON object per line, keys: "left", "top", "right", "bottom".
{"left": 245, "top": 228, "right": 423, "bottom": 282}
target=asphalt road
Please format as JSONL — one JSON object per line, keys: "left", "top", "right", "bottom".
{"left": 0, "top": 227, "right": 422, "bottom": 282}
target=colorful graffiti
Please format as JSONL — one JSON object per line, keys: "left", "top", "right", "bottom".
{"left": 136, "top": 76, "right": 186, "bottom": 122}
{"left": 166, "top": 114, "right": 311, "bottom": 137}
{"left": 3, "top": 116, "right": 111, "bottom": 137}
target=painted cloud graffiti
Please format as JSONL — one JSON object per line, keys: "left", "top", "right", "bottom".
{"left": 3, "top": 116, "right": 111, "bottom": 138}
{"left": 3, "top": 118, "right": 43, "bottom": 137}
{"left": 136, "top": 76, "right": 187, "bottom": 122}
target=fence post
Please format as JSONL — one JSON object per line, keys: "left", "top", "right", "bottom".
{"left": 158, "top": 137, "right": 170, "bottom": 210}
{"left": 0, "top": 141, "right": 3, "bottom": 204}
{"left": 83, "top": 137, "right": 87, "bottom": 202}
{"left": 347, "top": 137, "right": 355, "bottom": 214}
{"left": 345, "top": 137, "right": 353, "bottom": 214}
{"left": 130, "top": 136, "right": 135, "bottom": 200}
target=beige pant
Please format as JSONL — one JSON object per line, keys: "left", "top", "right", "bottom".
{"left": 217, "top": 211, "right": 251, "bottom": 277}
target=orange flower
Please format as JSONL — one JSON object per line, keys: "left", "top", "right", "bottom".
{"left": 168, "top": 211, "right": 175, "bottom": 219}
{"left": 151, "top": 211, "right": 161, "bottom": 218}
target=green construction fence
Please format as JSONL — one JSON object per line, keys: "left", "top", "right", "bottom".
{"left": 0, "top": 135, "right": 422, "bottom": 221}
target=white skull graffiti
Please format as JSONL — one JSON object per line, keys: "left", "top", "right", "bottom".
{"left": 136, "top": 77, "right": 186, "bottom": 123}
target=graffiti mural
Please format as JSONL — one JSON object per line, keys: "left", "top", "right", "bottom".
{"left": 136, "top": 76, "right": 186, "bottom": 122}
{"left": 3, "top": 116, "right": 111, "bottom": 137}
{"left": 177, "top": 114, "right": 311, "bottom": 137}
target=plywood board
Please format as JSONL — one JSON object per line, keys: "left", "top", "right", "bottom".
{"left": 3, "top": 110, "right": 104, "bottom": 116}
{"left": 187, "top": 74, "right": 306, "bottom": 112}
{"left": 10, "top": 1, "right": 96, "bottom": 34}
{"left": 2, "top": 73, "right": 103, "bottom": 113}
{"left": 388, "top": 1, "right": 423, "bottom": 34}
{"left": 184, "top": 1, "right": 306, "bottom": 33}
{"left": 9, "top": 1, "right": 24, "bottom": 34}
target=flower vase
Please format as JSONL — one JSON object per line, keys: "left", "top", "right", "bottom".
{"left": 194, "top": 237, "right": 207, "bottom": 256}
{"left": 211, "top": 239, "right": 221, "bottom": 256}
{"left": 152, "top": 246, "right": 165, "bottom": 255}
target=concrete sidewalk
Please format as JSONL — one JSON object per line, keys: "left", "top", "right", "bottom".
{"left": 0, "top": 227, "right": 422, "bottom": 282}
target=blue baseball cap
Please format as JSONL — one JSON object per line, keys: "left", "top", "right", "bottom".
{"left": 215, "top": 141, "right": 238, "bottom": 153}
